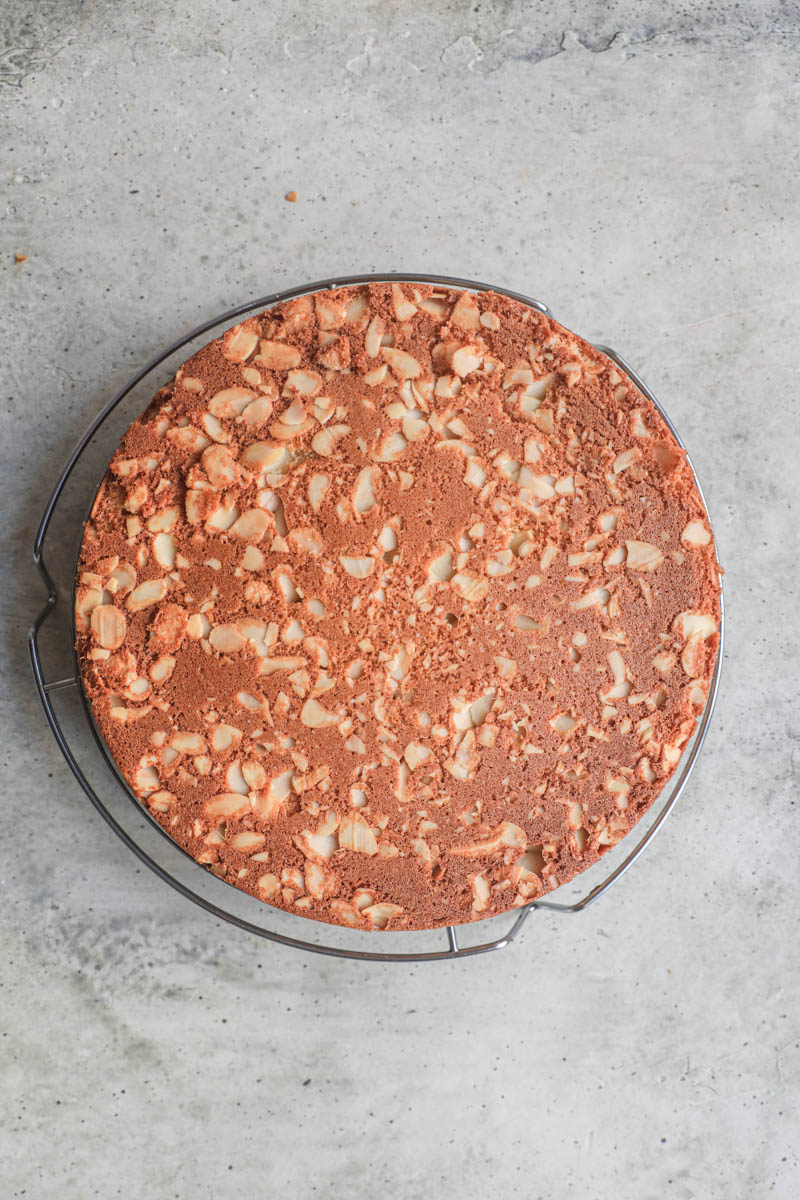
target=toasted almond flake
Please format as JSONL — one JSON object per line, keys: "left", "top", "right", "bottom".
{"left": 364, "top": 316, "right": 385, "bottom": 358}
{"left": 202, "top": 444, "right": 238, "bottom": 489}
{"left": 186, "top": 612, "right": 211, "bottom": 640}
{"left": 271, "top": 414, "right": 315, "bottom": 440}
{"left": 673, "top": 611, "right": 717, "bottom": 640}
{"left": 169, "top": 731, "right": 207, "bottom": 754}
{"left": 373, "top": 431, "right": 408, "bottom": 462}
{"left": 402, "top": 415, "right": 428, "bottom": 442}
{"left": 223, "top": 324, "right": 259, "bottom": 363}
{"left": 383, "top": 345, "right": 424, "bottom": 376}
{"left": 339, "top": 555, "right": 375, "bottom": 579}
{"left": 428, "top": 549, "right": 455, "bottom": 583}
{"left": 404, "top": 741, "right": 431, "bottom": 769}
{"left": 90, "top": 605, "right": 127, "bottom": 650}
{"left": 308, "top": 472, "right": 330, "bottom": 512}
{"left": 150, "top": 654, "right": 175, "bottom": 683}
{"left": 285, "top": 369, "right": 322, "bottom": 397}
{"left": 681, "top": 520, "right": 712, "bottom": 547}
{"left": 201, "top": 412, "right": 230, "bottom": 444}
{"left": 338, "top": 813, "right": 379, "bottom": 855}
{"left": 257, "top": 341, "right": 301, "bottom": 370}
{"left": 206, "top": 498, "right": 240, "bottom": 531}
{"left": 208, "top": 387, "right": 256, "bottom": 418}
{"left": 472, "top": 873, "right": 491, "bottom": 911}
{"left": 362, "top": 902, "right": 403, "bottom": 929}
{"left": 240, "top": 396, "right": 273, "bottom": 426}
{"left": 257, "top": 873, "right": 281, "bottom": 898}
{"left": 242, "top": 545, "right": 265, "bottom": 571}
{"left": 450, "top": 821, "right": 527, "bottom": 858}
{"left": 391, "top": 284, "right": 418, "bottom": 322}
{"left": 241, "top": 441, "right": 288, "bottom": 471}
{"left": 515, "top": 614, "right": 541, "bottom": 631}
{"left": 464, "top": 458, "right": 487, "bottom": 488}
{"left": 127, "top": 578, "right": 167, "bottom": 611}
{"left": 311, "top": 423, "right": 350, "bottom": 457}
{"left": 452, "top": 344, "right": 483, "bottom": 377}
{"left": 451, "top": 571, "right": 489, "bottom": 602}
{"left": 300, "top": 698, "right": 339, "bottom": 728}
{"left": 231, "top": 509, "right": 270, "bottom": 542}
{"left": 613, "top": 447, "right": 641, "bottom": 475}
{"left": 152, "top": 532, "right": 176, "bottom": 570}
{"left": 540, "top": 544, "right": 559, "bottom": 571}
{"left": 146, "top": 508, "right": 178, "bottom": 534}
{"left": 353, "top": 467, "right": 377, "bottom": 514}
{"left": 625, "top": 540, "right": 664, "bottom": 571}
{"left": 209, "top": 624, "right": 245, "bottom": 653}
{"left": 493, "top": 654, "right": 517, "bottom": 680}
{"left": 450, "top": 292, "right": 481, "bottom": 330}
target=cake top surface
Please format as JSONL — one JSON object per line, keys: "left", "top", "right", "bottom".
{"left": 76, "top": 282, "right": 720, "bottom": 930}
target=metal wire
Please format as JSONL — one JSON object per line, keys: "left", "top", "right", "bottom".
{"left": 28, "top": 273, "right": 724, "bottom": 961}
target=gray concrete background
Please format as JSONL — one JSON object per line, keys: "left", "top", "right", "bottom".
{"left": 2, "top": 2, "right": 799, "bottom": 1196}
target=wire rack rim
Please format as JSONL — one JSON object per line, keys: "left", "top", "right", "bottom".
{"left": 29, "top": 272, "right": 724, "bottom": 962}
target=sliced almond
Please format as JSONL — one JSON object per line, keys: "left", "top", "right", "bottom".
{"left": 257, "top": 873, "right": 281, "bottom": 899}
{"left": 308, "top": 472, "right": 330, "bottom": 511}
{"left": 90, "top": 605, "right": 127, "bottom": 650}
{"left": 403, "top": 742, "right": 430, "bottom": 770}
{"left": 241, "top": 441, "right": 289, "bottom": 471}
{"left": 365, "top": 316, "right": 385, "bottom": 358}
{"left": 209, "top": 624, "right": 245, "bottom": 653}
{"left": 373, "top": 431, "right": 408, "bottom": 462}
{"left": 311, "top": 424, "right": 350, "bottom": 457}
{"left": 257, "top": 340, "right": 301, "bottom": 370}
{"left": 146, "top": 508, "right": 178, "bottom": 534}
{"left": 353, "top": 467, "right": 377, "bottom": 514}
{"left": 285, "top": 369, "right": 322, "bottom": 397}
{"left": 382, "top": 347, "right": 422, "bottom": 379}
{"left": 202, "top": 445, "right": 238, "bottom": 489}
{"left": 208, "top": 387, "right": 256, "bottom": 418}
{"left": 127, "top": 579, "right": 167, "bottom": 611}
{"left": 391, "top": 284, "right": 418, "bottom": 322}
{"left": 673, "top": 611, "right": 717, "bottom": 640}
{"left": 450, "top": 292, "right": 481, "bottom": 330}
{"left": 152, "top": 532, "right": 176, "bottom": 570}
{"left": 451, "top": 571, "right": 489, "bottom": 602}
{"left": 338, "top": 813, "right": 379, "bottom": 855}
{"left": 625, "top": 540, "right": 664, "bottom": 571}
{"left": 300, "top": 698, "right": 339, "bottom": 728}
{"left": 240, "top": 396, "right": 273, "bottom": 426}
{"left": 231, "top": 831, "right": 266, "bottom": 851}
{"left": 451, "top": 344, "right": 483, "bottom": 377}
{"left": 223, "top": 324, "right": 259, "bottom": 363}
{"left": 362, "top": 902, "right": 403, "bottom": 929}
{"left": 681, "top": 520, "right": 712, "bottom": 547}
{"left": 231, "top": 509, "right": 270, "bottom": 542}
{"left": 339, "top": 556, "right": 375, "bottom": 579}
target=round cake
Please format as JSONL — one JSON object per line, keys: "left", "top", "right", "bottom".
{"left": 75, "top": 282, "right": 721, "bottom": 930}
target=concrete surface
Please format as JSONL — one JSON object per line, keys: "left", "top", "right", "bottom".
{"left": 2, "top": 2, "right": 799, "bottom": 1196}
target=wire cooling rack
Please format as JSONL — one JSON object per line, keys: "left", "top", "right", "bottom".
{"left": 29, "top": 274, "right": 724, "bottom": 962}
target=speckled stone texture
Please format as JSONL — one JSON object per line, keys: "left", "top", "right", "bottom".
{"left": 2, "top": 2, "right": 799, "bottom": 1197}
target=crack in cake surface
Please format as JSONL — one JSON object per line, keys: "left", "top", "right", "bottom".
{"left": 75, "top": 283, "right": 721, "bottom": 930}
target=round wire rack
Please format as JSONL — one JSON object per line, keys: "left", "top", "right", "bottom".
{"left": 29, "top": 273, "right": 724, "bottom": 962}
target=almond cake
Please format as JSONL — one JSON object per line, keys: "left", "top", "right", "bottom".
{"left": 75, "top": 282, "right": 721, "bottom": 930}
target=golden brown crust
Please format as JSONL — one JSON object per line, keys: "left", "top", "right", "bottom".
{"left": 75, "top": 284, "right": 721, "bottom": 930}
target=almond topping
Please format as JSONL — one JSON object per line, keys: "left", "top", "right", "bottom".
{"left": 625, "top": 540, "right": 664, "bottom": 571}
{"left": 90, "top": 605, "right": 127, "bottom": 650}
{"left": 338, "top": 813, "right": 379, "bottom": 855}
